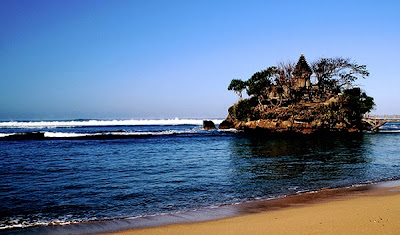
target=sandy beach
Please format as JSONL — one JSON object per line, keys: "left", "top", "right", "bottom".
{"left": 102, "top": 185, "right": 400, "bottom": 235}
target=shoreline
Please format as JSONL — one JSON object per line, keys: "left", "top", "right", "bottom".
{"left": 4, "top": 180, "right": 400, "bottom": 234}
{"left": 101, "top": 180, "right": 400, "bottom": 235}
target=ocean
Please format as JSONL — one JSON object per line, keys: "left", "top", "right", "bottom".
{"left": 1, "top": 119, "right": 400, "bottom": 234}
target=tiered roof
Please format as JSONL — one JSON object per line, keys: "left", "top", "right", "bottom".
{"left": 293, "top": 54, "right": 312, "bottom": 76}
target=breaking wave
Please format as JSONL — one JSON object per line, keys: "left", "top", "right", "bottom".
{"left": 43, "top": 129, "right": 200, "bottom": 138}
{"left": 0, "top": 129, "right": 213, "bottom": 140}
{"left": 0, "top": 118, "right": 223, "bottom": 129}
{"left": 0, "top": 133, "right": 12, "bottom": 138}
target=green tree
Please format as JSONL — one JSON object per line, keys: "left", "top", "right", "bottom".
{"left": 233, "top": 99, "right": 252, "bottom": 121}
{"left": 228, "top": 79, "right": 247, "bottom": 101}
{"left": 246, "top": 67, "right": 276, "bottom": 96}
{"left": 342, "top": 87, "right": 375, "bottom": 122}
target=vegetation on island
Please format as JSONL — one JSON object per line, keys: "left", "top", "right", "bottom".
{"left": 223, "top": 55, "right": 375, "bottom": 133}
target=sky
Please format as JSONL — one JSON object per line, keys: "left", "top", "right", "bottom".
{"left": 1, "top": 0, "right": 399, "bottom": 120}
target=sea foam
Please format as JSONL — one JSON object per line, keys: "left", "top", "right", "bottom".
{"left": 0, "top": 118, "right": 223, "bottom": 128}
{"left": 0, "top": 133, "right": 12, "bottom": 137}
{"left": 43, "top": 132, "right": 100, "bottom": 138}
{"left": 0, "top": 128, "right": 205, "bottom": 139}
{"left": 42, "top": 129, "right": 199, "bottom": 138}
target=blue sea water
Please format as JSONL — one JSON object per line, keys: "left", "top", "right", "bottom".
{"left": 0, "top": 119, "right": 400, "bottom": 232}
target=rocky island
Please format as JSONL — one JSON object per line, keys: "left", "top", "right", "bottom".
{"left": 220, "top": 55, "right": 375, "bottom": 134}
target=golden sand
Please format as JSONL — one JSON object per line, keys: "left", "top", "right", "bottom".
{"left": 102, "top": 188, "right": 400, "bottom": 235}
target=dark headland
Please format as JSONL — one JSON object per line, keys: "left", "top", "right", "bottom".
{"left": 219, "top": 55, "right": 375, "bottom": 134}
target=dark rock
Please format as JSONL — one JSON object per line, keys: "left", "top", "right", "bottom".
{"left": 218, "top": 120, "right": 235, "bottom": 129}
{"left": 203, "top": 120, "right": 216, "bottom": 130}
{"left": 4, "top": 132, "right": 45, "bottom": 140}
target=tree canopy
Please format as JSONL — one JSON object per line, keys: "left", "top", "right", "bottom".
{"left": 276, "top": 61, "right": 296, "bottom": 87}
{"left": 228, "top": 56, "right": 370, "bottom": 100}
{"left": 342, "top": 87, "right": 375, "bottom": 122}
{"left": 228, "top": 79, "right": 247, "bottom": 100}
{"left": 311, "top": 57, "right": 369, "bottom": 91}
{"left": 246, "top": 67, "right": 276, "bottom": 96}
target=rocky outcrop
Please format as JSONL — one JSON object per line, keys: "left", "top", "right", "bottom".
{"left": 220, "top": 96, "right": 366, "bottom": 134}
{"left": 4, "top": 132, "right": 45, "bottom": 140}
{"left": 223, "top": 55, "right": 374, "bottom": 134}
{"left": 218, "top": 116, "right": 235, "bottom": 129}
{"left": 234, "top": 118, "right": 358, "bottom": 134}
{"left": 203, "top": 120, "right": 216, "bottom": 130}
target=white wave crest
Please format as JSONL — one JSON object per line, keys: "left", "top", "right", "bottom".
{"left": 0, "top": 133, "right": 12, "bottom": 137}
{"left": 0, "top": 127, "right": 209, "bottom": 138}
{"left": 41, "top": 129, "right": 201, "bottom": 138}
{"left": 0, "top": 118, "right": 223, "bottom": 129}
{"left": 218, "top": 128, "right": 240, "bottom": 133}
{"left": 43, "top": 132, "right": 101, "bottom": 138}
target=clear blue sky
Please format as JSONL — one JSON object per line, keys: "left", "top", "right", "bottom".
{"left": 1, "top": 0, "right": 399, "bottom": 120}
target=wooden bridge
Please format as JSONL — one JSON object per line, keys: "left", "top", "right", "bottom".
{"left": 362, "top": 114, "right": 400, "bottom": 132}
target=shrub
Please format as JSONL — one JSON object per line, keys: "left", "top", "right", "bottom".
{"left": 235, "top": 99, "right": 253, "bottom": 121}
{"left": 342, "top": 87, "right": 375, "bottom": 122}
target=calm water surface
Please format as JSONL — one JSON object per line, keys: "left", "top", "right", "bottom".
{"left": 1, "top": 120, "right": 400, "bottom": 232}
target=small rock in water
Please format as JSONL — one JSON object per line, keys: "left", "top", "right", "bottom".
{"left": 203, "top": 120, "right": 216, "bottom": 130}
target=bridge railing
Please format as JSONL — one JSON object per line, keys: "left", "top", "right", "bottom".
{"left": 363, "top": 114, "right": 400, "bottom": 120}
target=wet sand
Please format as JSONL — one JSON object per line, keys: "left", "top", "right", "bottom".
{"left": 101, "top": 182, "right": 400, "bottom": 235}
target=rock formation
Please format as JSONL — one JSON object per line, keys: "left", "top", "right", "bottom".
{"left": 203, "top": 120, "right": 216, "bottom": 130}
{"left": 218, "top": 118, "right": 235, "bottom": 129}
{"left": 220, "top": 97, "right": 362, "bottom": 134}
{"left": 220, "top": 55, "right": 374, "bottom": 134}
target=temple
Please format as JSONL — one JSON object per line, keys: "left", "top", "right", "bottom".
{"left": 293, "top": 54, "right": 312, "bottom": 89}
{"left": 260, "top": 54, "right": 335, "bottom": 108}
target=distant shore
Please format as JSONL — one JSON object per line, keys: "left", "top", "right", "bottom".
{"left": 101, "top": 180, "right": 400, "bottom": 235}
